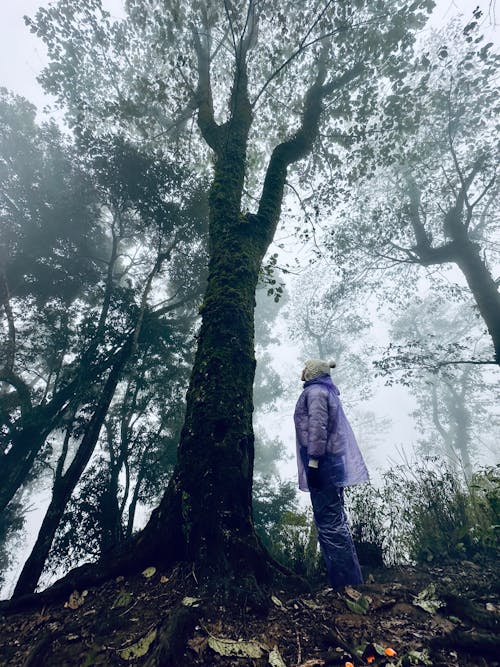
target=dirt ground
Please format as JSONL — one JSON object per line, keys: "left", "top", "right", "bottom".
{"left": 0, "top": 556, "right": 498, "bottom": 666}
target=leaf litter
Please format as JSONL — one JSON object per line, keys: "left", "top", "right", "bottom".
{"left": 0, "top": 557, "right": 498, "bottom": 666}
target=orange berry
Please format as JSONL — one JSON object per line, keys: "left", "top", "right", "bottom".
{"left": 344, "top": 662, "right": 354, "bottom": 667}
{"left": 385, "top": 647, "right": 397, "bottom": 657}
{"left": 367, "top": 658, "right": 375, "bottom": 664}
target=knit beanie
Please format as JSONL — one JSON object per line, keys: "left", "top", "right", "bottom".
{"left": 303, "top": 359, "right": 336, "bottom": 381}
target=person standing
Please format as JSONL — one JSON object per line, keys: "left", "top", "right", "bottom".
{"left": 294, "top": 359, "right": 369, "bottom": 589}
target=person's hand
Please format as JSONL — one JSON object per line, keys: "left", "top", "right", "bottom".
{"left": 307, "top": 464, "right": 321, "bottom": 490}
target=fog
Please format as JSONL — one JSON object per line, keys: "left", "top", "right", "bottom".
{"left": 0, "top": 0, "right": 498, "bottom": 597}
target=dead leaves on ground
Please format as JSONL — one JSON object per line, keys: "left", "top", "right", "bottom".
{"left": 64, "top": 589, "right": 88, "bottom": 610}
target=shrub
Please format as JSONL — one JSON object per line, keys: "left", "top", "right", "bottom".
{"left": 347, "top": 460, "right": 499, "bottom": 565}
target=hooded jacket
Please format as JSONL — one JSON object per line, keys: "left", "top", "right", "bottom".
{"left": 294, "top": 374, "right": 369, "bottom": 492}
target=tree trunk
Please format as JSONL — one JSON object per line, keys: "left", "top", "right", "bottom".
{"left": 455, "top": 240, "right": 500, "bottom": 364}
{"left": 0, "top": 426, "right": 52, "bottom": 515}
{"left": 13, "top": 342, "right": 131, "bottom": 597}
{"left": 5, "top": 48, "right": 363, "bottom": 608}
{"left": 99, "top": 466, "right": 124, "bottom": 555}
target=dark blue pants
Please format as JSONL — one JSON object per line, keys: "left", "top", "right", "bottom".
{"left": 310, "top": 485, "right": 363, "bottom": 589}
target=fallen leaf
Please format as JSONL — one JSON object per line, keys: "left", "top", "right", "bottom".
{"left": 141, "top": 566, "right": 156, "bottom": 579}
{"left": 302, "top": 599, "right": 322, "bottom": 610}
{"left": 64, "top": 590, "right": 88, "bottom": 610}
{"left": 207, "top": 636, "right": 264, "bottom": 658}
{"left": 271, "top": 595, "right": 284, "bottom": 608}
{"left": 344, "top": 586, "right": 362, "bottom": 601}
{"left": 112, "top": 590, "right": 133, "bottom": 609}
{"left": 187, "top": 635, "right": 208, "bottom": 656}
{"left": 269, "top": 645, "right": 287, "bottom": 667}
{"left": 160, "top": 575, "right": 169, "bottom": 584}
{"left": 413, "top": 584, "right": 443, "bottom": 615}
{"left": 182, "top": 596, "right": 202, "bottom": 607}
{"left": 404, "top": 648, "right": 433, "bottom": 665}
{"left": 346, "top": 594, "right": 370, "bottom": 615}
{"left": 119, "top": 629, "right": 157, "bottom": 661}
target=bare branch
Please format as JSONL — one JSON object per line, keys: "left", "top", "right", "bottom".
{"left": 192, "top": 21, "right": 223, "bottom": 153}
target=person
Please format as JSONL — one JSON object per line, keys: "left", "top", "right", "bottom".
{"left": 294, "top": 359, "right": 369, "bottom": 589}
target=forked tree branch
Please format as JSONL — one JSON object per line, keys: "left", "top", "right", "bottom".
{"left": 192, "top": 23, "right": 224, "bottom": 153}
{"left": 256, "top": 62, "right": 363, "bottom": 240}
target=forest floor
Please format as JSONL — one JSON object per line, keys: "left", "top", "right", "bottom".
{"left": 0, "top": 556, "right": 498, "bottom": 667}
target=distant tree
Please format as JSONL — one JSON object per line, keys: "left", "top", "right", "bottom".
{"left": 284, "top": 263, "right": 388, "bottom": 465}
{"left": 328, "top": 14, "right": 500, "bottom": 363}
{"left": 45, "top": 319, "right": 194, "bottom": 577}
{"left": 384, "top": 297, "right": 499, "bottom": 477}
{"left": 286, "top": 264, "right": 372, "bottom": 404}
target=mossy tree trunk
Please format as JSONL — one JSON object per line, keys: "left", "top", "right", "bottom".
{"left": 128, "top": 42, "right": 362, "bottom": 589}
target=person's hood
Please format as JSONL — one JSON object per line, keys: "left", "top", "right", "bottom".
{"left": 303, "top": 374, "right": 340, "bottom": 395}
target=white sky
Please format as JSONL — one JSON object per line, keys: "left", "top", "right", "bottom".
{"left": 0, "top": 0, "right": 497, "bottom": 108}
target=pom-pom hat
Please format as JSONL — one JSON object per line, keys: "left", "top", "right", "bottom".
{"left": 302, "top": 359, "right": 336, "bottom": 381}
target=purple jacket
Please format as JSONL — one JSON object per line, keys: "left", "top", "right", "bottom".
{"left": 294, "top": 375, "right": 369, "bottom": 492}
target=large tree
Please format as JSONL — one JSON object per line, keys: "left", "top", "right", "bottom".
{"left": 13, "top": 0, "right": 433, "bottom": 600}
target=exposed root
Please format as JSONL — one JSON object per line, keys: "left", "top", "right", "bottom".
{"left": 431, "top": 629, "right": 500, "bottom": 658}
{"left": 144, "top": 603, "right": 201, "bottom": 667}
{"left": 23, "top": 627, "right": 68, "bottom": 667}
{"left": 441, "top": 591, "right": 500, "bottom": 631}
{"left": 2, "top": 481, "right": 184, "bottom": 615}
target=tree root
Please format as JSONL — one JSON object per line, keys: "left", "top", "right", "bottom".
{"left": 431, "top": 628, "right": 500, "bottom": 658}
{"left": 441, "top": 592, "right": 499, "bottom": 631}
{"left": 22, "top": 625, "right": 81, "bottom": 667}
{"left": 145, "top": 603, "right": 201, "bottom": 667}
{"left": 318, "top": 624, "right": 369, "bottom": 666}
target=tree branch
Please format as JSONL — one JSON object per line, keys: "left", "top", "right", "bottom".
{"left": 256, "top": 62, "right": 363, "bottom": 237}
{"left": 192, "top": 24, "right": 223, "bottom": 153}
{"left": 0, "top": 268, "right": 16, "bottom": 373}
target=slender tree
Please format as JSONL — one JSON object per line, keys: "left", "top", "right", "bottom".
{"left": 1, "top": 94, "right": 206, "bottom": 519}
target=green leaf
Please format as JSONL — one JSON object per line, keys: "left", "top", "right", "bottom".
{"left": 412, "top": 584, "right": 443, "bottom": 615}
{"left": 119, "top": 628, "right": 157, "bottom": 660}
{"left": 182, "top": 596, "right": 202, "bottom": 607}
{"left": 141, "top": 566, "right": 157, "bottom": 579}
{"left": 269, "top": 645, "right": 287, "bottom": 667}
{"left": 404, "top": 648, "right": 433, "bottom": 665}
{"left": 207, "top": 636, "right": 264, "bottom": 658}
{"left": 346, "top": 594, "right": 370, "bottom": 615}
{"left": 112, "top": 589, "right": 133, "bottom": 608}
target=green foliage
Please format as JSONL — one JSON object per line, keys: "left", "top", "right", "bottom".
{"left": 347, "top": 460, "right": 500, "bottom": 565}
{"left": 325, "top": 12, "right": 499, "bottom": 337}
{"left": 0, "top": 501, "right": 25, "bottom": 588}
{"left": 253, "top": 477, "right": 322, "bottom": 578}
{"left": 346, "top": 484, "right": 386, "bottom": 566}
